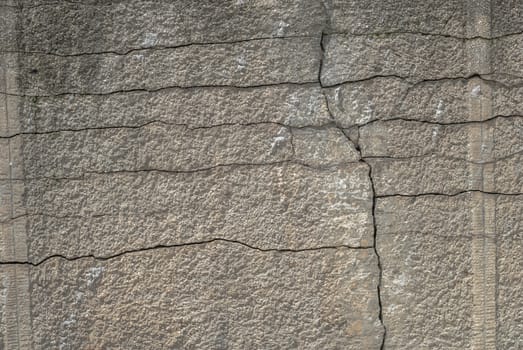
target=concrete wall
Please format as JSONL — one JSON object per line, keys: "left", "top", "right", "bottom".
{"left": 1, "top": 1, "right": 522, "bottom": 348}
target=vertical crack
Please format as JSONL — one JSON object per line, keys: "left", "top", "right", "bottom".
{"left": 318, "top": 32, "right": 326, "bottom": 87}
{"left": 363, "top": 147, "right": 387, "bottom": 350}
{"left": 318, "top": 31, "right": 387, "bottom": 348}
{"left": 343, "top": 126, "right": 387, "bottom": 350}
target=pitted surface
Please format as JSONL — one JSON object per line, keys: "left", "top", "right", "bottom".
{"left": 1, "top": 1, "right": 521, "bottom": 349}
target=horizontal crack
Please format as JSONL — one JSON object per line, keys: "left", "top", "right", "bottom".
{"left": 2, "top": 35, "right": 319, "bottom": 57}
{"left": 362, "top": 148, "right": 523, "bottom": 165}
{"left": 0, "top": 238, "right": 373, "bottom": 266}
{"left": 0, "top": 212, "right": 121, "bottom": 224}
{"left": 0, "top": 81, "right": 320, "bottom": 98}
{"left": 2, "top": 0, "right": 99, "bottom": 9}
{"left": 325, "top": 30, "right": 523, "bottom": 41}
{"left": 378, "top": 229, "right": 506, "bottom": 240}
{"left": 354, "top": 114, "right": 523, "bottom": 128}
{"left": 1, "top": 114, "right": 520, "bottom": 140}
{"left": 0, "top": 120, "right": 339, "bottom": 139}
{"left": 1, "top": 160, "right": 362, "bottom": 182}
{"left": 2, "top": 73, "right": 521, "bottom": 98}
{"left": 377, "top": 190, "right": 523, "bottom": 198}
{"left": 321, "top": 73, "right": 523, "bottom": 89}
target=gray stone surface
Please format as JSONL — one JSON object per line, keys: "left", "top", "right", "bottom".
{"left": 376, "top": 193, "right": 523, "bottom": 349}
{"left": 495, "top": 196, "right": 523, "bottom": 349}
{"left": 291, "top": 126, "right": 360, "bottom": 166}
{"left": 324, "top": 0, "right": 467, "bottom": 37}
{"left": 324, "top": 0, "right": 523, "bottom": 38}
{"left": 360, "top": 117, "right": 523, "bottom": 161}
{"left": 1, "top": 0, "right": 522, "bottom": 348}
{"left": 0, "top": 6, "right": 18, "bottom": 51}
{"left": 321, "top": 34, "right": 523, "bottom": 87}
{"left": 321, "top": 33, "right": 468, "bottom": 86}
{"left": 491, "top": 0, "right": 523, "bottom": 37}
{"left": 7, "top": 243, "right": 385, "bottom": 349}
{"left": 491, "top": 35, "right": 523, "bottom": 78}
{"left": 323, "top": 0, "right": 523, "bottom": 38}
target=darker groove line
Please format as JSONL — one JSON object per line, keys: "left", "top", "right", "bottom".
{"left": 0, "top": 160, "right": 364, "bottom": 182}
{"left": 376, "top": 190, "right": 523, "bottom": 198}
{"left": 324, "top": 30, "right": 523, "bottom": 41}
{"left": 1, "top": 74, "right": 522, "bottom": 98}
{"left": 321, "top": 73, "right": 523, "bottom": 89}
{"left": 361, "top": 148, "right": 523, "bottom": 165}
{"left": 0, "top": 238, "right": 373, "bottom": 267}
{"left": 0, "top": 81, "right": 320, "bottom": 98}
{"left": 0, "top": 120, "right": 344, "bottom": 139}
{"left": 1, "top": 115, "right": 521, "bottom": 139}
{"left": 1, "top": 35, "right": 318, "bottom": 57}
{"left": 354, "top": 114, "right": 523, "bottom": 128}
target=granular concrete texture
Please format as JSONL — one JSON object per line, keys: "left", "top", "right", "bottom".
{"left": 0, "top": 0, "right": 522, "bottom": 349}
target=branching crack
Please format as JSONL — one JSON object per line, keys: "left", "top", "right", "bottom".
{"left": 319, "top": 32, "right": 387, "bottom": 349}
{"left": 0, "top": 238, "right": 373, "bottom": 266}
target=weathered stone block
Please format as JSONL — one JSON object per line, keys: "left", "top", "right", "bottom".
{"left": 17, "top": 124, "right": 293, "bottom": 178}
{"left": 1, "top": 84, "right": 330, "bottom": 136}
{"left": 491, "top": 35, "right": 523, "bottom": 78}
{"left": 0, "top": 180, "right": 25, "bottom": 222}
{"left": 377, "top": 212, "right": 474, "bottom": 349}
{"left": 360, "top": 118, "right": 523, "bottom": 195}
{"left": 377, "top": 193, "right": 522, "bottom": 349}
{"left": 324, "top": 77, "right": 523, "bottom": 127}
{"left": 17, "top": 37, "right": 320, "bottom": 95}
{"left": 12, "top": 122, "right": 365, "bottom": 179}
{"left": 495, "top": 195, "right": 523, "bottom": 349}
{"left": 19, "top": 0, "right": 325, "bottom": 54}
{"left": 18, "top": 163, "right": 373, "bottom": 260}
{"left": 369, "top": 156, "right": 487, "bottom": 195}
{"left": 377, "top": 194, "right": 472, "bottom": 349}
{"left": 491, "top": 0, "right": 523, "bottom": 37}
{"left": 0, "top": 6, "right": 19, "bottom": 51}
{"left": 321, "top": 34, "right": 467, "bottom": 86}
{"left": 360, "top": 117, "right": 523, "bottom": 161}
{"left": 26, "top": 243, "right": 383, "bottom": 349}
{"left": 324, "top": 0, "right": 466, "bottom": 37}
{"left": 292, "top": 126, "right": 360, "bottom": 166}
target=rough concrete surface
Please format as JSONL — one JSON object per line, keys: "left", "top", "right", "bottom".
{"left": 0, "top": 0, "right": 522, "bottom": 349}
